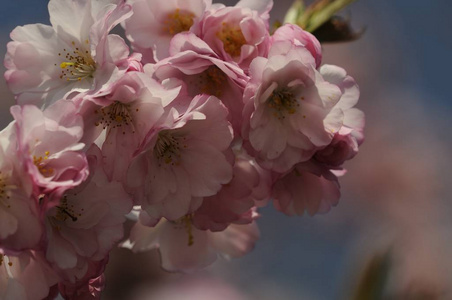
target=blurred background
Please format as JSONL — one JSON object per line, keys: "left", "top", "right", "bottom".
{"left": 1, "top": 0, "right": 451, "bottom": 299}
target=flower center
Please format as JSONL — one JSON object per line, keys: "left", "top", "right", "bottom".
{"left": 216, "top": 22, "right": 246, "bottom": 57}
{"left": 188, "top": 66, "right": 227, "bottom": 98}
{"left": 57, "top": 40, "right": 96, "bottom": 82}
{"left": 154, "top": 131, "right": 186, "bottom": 166}
{"left": 94, "top": 102, "right": 135, "bottom": 135}
{"left": 163, "top": 8, "right": 195, "bottom": 35}
{"left": 49, "top": 195, "right": 83, "bottom": 231}
{"left": 267, "top": 88, "right": 300, "bottom": 119}
{"left": 33, "top": 151, "right": 54, "bottom": 176}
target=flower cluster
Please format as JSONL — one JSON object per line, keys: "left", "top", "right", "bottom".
{"left": 1, "top": 0, "right": 364, "bottom": 298}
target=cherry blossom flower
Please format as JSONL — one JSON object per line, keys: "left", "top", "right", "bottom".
{"left": 78, "top": 71, "right": 179, "bottom": 181}
{"left": 306, "top": 65, "right": 364, "bottom": 172}
{"left": 122, "top": 210, "right": 260, "bottom": 272}
{"left": 242, "top": 41, "right": 342, "bottom": 172}
{"left": 271, "top": 66, "right": 363, "bottom": 216}
{"left": 11, "top": 101, "right": 89, "bottom": 199}
{"left": 193, "top": 0, "right": 271, "bottom": 70}
{"left": 123, "top": 0, "right": 212, "bottom": 62}
{"left": 149, "top": 32, "right": 248, "bottom": 135}
{"left": 272, "top": 162, "right": 341, "bottom": 216}
{"left": 43, "top": 145, "right": 132, "bottom": 283}
{"left": 127, "top": 94, "right": 233, "bottom": 221}
{"left": 4, "top": 0, "right": 133, "bottom": 107}
{"left": 320, "top": 64, "right": 365, "bottom": 147}
{"left": 271, "top": 23, "right": 322, "bottom": 69}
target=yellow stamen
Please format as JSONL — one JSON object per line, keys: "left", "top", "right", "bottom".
{"left": 58, "top": 41, "right": 96, "bottom": 82}
{"left": 60, "top": 62, "right": 74, "bottom": 69}
{"left": 33, "top": 151, "right": 54, "bottom": 176}
{"left": 267, "top": 88, "right": 300, "bottom": 120}
{"left": 95, "top": 102, "right": 135, "bottom": 135}
{"left": 216, "top": 22, "right": 246, "bottom": 57}
{"left": 163, "top": 8, "right": 195, "bottom": 35}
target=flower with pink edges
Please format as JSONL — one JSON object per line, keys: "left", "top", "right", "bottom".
{"left": 149, "top": 32, "right": 248, "bottom": 136}
{"left": 78, "top": 71, "right": 179, "bottom": 182}
{"left": 272, "top": 161, "right": 341, "bottom": 216}
{"left": 122, "top": 210, "right": 260, "bottom": 272}
{"left": 271, "top": 65, "right": 364, "bottom": 216}
{"left": 193, "top": 0, "right": 271, "bottom": 70}
{"left": 43, "top": 145, "right": 132, "bottom": 283}
{"left": 127, "top": 94, "right": 234, "bottom": 221}
{"left": 271, "top": 23, "right": 322, "bottom": 69}
{"left": 242, "top": 41, "right": 343, "bottom": 173}
{"left": 11, "top": 101, "right": 89, "bottom": 200}
{"left": 123, "top": 0, "right": 212, "bottom": 62}
{"left": 4, "top": 0, "right": 133, "bottom": 107}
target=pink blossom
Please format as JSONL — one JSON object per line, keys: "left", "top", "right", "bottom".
{"left": 0, "top": 123, "right": 42, "bottom": 252}
{"left": 4, "top": 0, "right": 133, "bottom": 107}
{"left": 123, "top": 211, "right": 260, "bottom": 272}
{"left": 271, "top": 23, "right": 322, "bottom": 68}
{"left": 0, "top": 251, "right": 59, "bottom": 300}
{"left": 270, "top": 66, "right": 363, "bottom": 216}
{"left": 321, "top": 64, "right": 365, "bottom": 144}
{"left": 311, "top": 65, "right": 364, "bottom": 169}
{"left": 11, "top": 101, "right": 89, "bottom": 199}
{"left": 78, "top": 72, "right": 178, "bottom": 181}
{"left": 149, "top": 32, "right": 248, "bottom": 135}
{"left": 123, "top": 0, "right": 212, "bottom": 62}
{"left": 242, "top": 42, "right": 342, "bottom": 173}
{"left": 272, "top": 162, "right": 341, "bottom": 216}
{"left": 127, "top": 94, "right": 233, "bottom": 221}
{"left": 43, "top": 145, "right": 132, "bottom": 282}
{"left": 193, "top": 3, "right": 270, "bottom": 70}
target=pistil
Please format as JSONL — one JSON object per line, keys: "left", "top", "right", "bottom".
{"left": 267, "top": 88, "right": 300, "bottom": 120}
{"left": 154, "top": 131, "right": 186, "bottom": 166}
{"left": 94, "top": 101, "right": 135, "bottom": 135}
